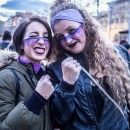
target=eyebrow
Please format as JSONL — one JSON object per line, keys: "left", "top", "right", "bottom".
{"left": 55, "top": 26, "right": 75, "bottom": 36}
{"left": 29, "top": 32, "right": 38, "bottom": 35}
{"left": 65, "top": 26, "right": 75, "bottom": 32}
{"left": 29, "top": 32, "right": 48, "bottom": 35}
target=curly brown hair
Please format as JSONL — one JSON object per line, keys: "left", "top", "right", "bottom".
{"left": 50, "top": 0, "right": 130, "bottom": 109}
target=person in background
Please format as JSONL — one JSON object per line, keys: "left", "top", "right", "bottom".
{"left": 119, "top": 39, "right": 130, "bottom": 54}
{"left": 0, "top": 30, "right": 13, "bottom": 50}
{"left": 0, "top": 34, "right": 2, "bottom": 43}
{"left": 118, "top": 39, "right": 130, "bottom": 65}
{"left": 124, "top": 44, "right": 130, "bottom": 55}
{"left": 0, "top": 16, "right": 54, "bottom": 130}
{"left": 119, "top": 39, "right": 129, "bottom": 46}
{"left": 47, "top": 0, "right": 130, "bottom": 129}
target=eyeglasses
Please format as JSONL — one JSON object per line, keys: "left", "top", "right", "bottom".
{"left": 55, "top": 24, "right": 83, "bottom": 44}
{"left": 23, "top": 37, "right": 49, "bottom": 46}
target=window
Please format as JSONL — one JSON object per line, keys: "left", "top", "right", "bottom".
{"left": 120, "top": 16, "right": 125, "bottom": 23}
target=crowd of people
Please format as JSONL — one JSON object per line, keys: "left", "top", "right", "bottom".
{"left": 0, "top": 30, "right": 15, "bottom": 50}
{"left": 0, "top": 0, "right": 130, "bottom": 130}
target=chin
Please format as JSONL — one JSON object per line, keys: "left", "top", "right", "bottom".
{"left": 34, "top": 56, "right": 46, "bottom": 62}
{"left": 71, "top": 49, "right": 83, "bottom": 54}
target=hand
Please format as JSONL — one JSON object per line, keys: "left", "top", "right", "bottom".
{"left": 35, "top": 75, "right": 54, "bottom": 100}
{"left": 62, "top": 57, "right": 81, "bottom": 85}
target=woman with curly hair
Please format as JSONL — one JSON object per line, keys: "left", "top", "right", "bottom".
{"left": 47, "top": 0, "right": 130, "bottom": 129}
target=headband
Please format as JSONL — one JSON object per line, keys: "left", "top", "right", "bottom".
{"left": 50, "top": 9, "right": 84, "bottom": 29}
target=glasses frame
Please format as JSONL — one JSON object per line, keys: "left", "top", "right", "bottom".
{"left": 22, "top": 37, "right": 49, "bottom": 46}
{"left": 55, "top": 24, "right": 83, "bottom": 43}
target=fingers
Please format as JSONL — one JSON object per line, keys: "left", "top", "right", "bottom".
{"left": 62, "top": 57, "right": 73, "bottom": 64}
{"left": 62, "top": 57, "right": 80, "bottom": 69}
{"left": 36, "top": 74, "right": 54, "bottom": 100}
{"left": 62, "top": 57, "right": 81, "bottom": 84}
{"left": 44, "top": 75, "right": 50, "bottom": 80}
{"left": 40, "top": 75, "right": 50, "bottom": 81}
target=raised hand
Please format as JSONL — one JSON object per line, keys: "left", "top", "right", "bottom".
{"left": 35, "top": 75, "right": 54, "bottom": 100}
{"left": 62, "top": 57, "right": 81, "bottom": 85}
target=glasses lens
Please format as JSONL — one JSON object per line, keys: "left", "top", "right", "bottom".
{"left": 70, "top": 25, "right": 82, "bottom": 38}
{"left": 23, "top": 38, "right": 38, "bottom": 45}
{"left": 23, "top": 37, "right": 49, "bottom": 46}
{"left": 56, "top": 25, "right": 82, "bottom": 44}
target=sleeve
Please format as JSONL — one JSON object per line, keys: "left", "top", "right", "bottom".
{"left": 0, "top": 70, "right": 47, "bottom": 130}
{"left": 115, "top": 44, "right": 130, "bottom": 70}
{"left": 47, "top": 66, "right": 75, "bottom": 127}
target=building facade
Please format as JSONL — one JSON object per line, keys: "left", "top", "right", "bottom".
{"left": 97, "top": 0, "right": 130, "bottom": 42}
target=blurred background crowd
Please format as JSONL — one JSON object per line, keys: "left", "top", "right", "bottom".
{"left": 0, "top": 0, "right": 130, "bottom": 56}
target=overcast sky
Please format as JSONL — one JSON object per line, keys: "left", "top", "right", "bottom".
{"left": 0, "top": 0, "right": 113, "bottom": 21}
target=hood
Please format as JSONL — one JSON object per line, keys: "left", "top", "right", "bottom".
{"left": 0, "top": 50, "right": 18, "bottom": 69}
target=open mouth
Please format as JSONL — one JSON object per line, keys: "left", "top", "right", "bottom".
{"left": 68, "top": 42, "right": 77, "bottom": 48}
{"left": 34, "top": 47, "right": 45, "bottom": 54}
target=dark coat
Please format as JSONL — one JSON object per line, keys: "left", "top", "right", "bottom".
{"left": 0, "top": 51, "right": 52, "bottom": 130}
{"left": 47, "top": 45, "right": 129, "bottom": 130}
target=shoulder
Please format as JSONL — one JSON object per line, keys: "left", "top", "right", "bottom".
{"left": 115, "top": 44, "right": 127, "bottom": 52}
{"left": 0, "top": 68, "right": 16, "bottom": 92}
{"left": 115, "top": 44, "right": 130, "bottom": 69}
{"left": 114, "top": 44, "right": 130, "bottom": 61}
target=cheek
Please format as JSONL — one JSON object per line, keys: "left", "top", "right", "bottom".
{"left": 46, "top": 43, "right": 50, "bottom": 49}
{"left": 75, "top": 29, "right": 86, "bottom": 40}
{"left": 79, "top": 30, "right": 86, "bottom": 43}
{"left": 24, "top": 44, "right": 32, "bottom": 53}
{"left": 80, "top": 29, "right": 86, "bottom": 37}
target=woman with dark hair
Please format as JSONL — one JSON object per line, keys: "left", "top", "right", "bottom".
{"left": 47, "top": 0, "right": 130, "bottom": 129}
{"left": 0, "top": 30, "right": 13, "bottom": 50}
{"left": 0, "top": 16, "right": 54, "bottom": 130}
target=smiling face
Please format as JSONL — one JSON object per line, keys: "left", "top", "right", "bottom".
{"left": 22, "top": 21, "right": 50, "bottom": 63}
{"left": 53, "top": 20, "right": 86, "bottom": 54}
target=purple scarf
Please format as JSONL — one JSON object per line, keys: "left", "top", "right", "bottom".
{"left": 18, "top": 56, "right": 41, "bottom": 72}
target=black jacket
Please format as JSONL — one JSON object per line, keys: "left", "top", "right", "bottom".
{"left": 47, "top": 46, "right": 129, "bottom": 130}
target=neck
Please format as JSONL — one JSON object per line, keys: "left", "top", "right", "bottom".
{"left": 18, "top": 56, "right": 41, "bottom": 72}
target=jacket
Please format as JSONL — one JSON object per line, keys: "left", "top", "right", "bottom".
{"left": 0, "top": 41, "right": 15, "bottom": 51}
{"left": 0, "top": 50, "right": 52, "bottom": 130}
{"left": 47, "top": 46, "right": 129, "bottom": 130}
{"left": 115, "top": 44, "right": 130, "bottom": 70}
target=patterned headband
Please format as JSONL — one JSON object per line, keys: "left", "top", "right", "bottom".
{"left": 50, "top": 9, "right": 84, "bottom": 29}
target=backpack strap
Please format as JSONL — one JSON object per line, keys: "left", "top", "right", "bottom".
{"left": 6, "top": 68, "right": 20, "bottom": 105}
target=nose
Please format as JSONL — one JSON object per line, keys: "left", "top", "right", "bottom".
{"left": 65, "top": 35, "right": 72, "bottom": 44}
{"left": 37, "top": 38, "right": 45, "bottom": 45}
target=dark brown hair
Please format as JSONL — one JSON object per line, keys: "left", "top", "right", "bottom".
{"left": 2, "top": 30, "right": 12, "bottom": 41}
{"left": 13, "top": 15, "right": 53, "bottom": 59}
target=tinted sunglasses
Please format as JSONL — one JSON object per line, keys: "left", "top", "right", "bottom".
{"left": 55, "top": 24, "right": 83, "bottom": 43}
{"left": 23, "top": 37, "right": 49, "bottom": 46}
